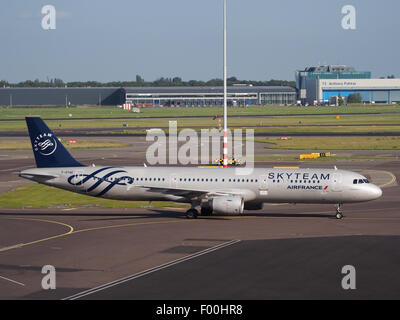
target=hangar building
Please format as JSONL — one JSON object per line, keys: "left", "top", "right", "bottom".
{"left": 0, "top": 87, "right": 125, "bottom": 106}
{"left": 310, "top": 78, "right": 400, "bottom": 105}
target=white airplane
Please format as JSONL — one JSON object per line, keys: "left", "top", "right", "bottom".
{"left": 20, "top": 117, "right": 382, "bottom": 219}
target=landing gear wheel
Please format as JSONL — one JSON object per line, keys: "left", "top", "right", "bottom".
{"left": 335, "top": 204, "right": 343, "bottom": 220}
{"left": 185, "top": 209, "right": 198, "bottom": 219}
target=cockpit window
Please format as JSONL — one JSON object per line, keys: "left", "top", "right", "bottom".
{"left": 358, "top": 179, "right": 364, "bottom": 184}
{"left": 363, "top": 179, "right": 370, "bottom": 183}
{"left": 353, "top": 179, "right": 358, "bottom": 184}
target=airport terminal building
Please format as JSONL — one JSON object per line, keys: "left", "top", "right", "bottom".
{"left": 296, "top": 65, "right": 400, "bottom": 105}
{"left": 124, "top": 86, "right": 296, "bottom": 107}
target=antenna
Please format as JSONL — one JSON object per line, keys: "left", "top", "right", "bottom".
{"left": 223, "top": 0, "right": 228, "bottom": 168}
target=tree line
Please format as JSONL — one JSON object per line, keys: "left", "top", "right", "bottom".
{"left": 0, "top": 76, "right": 296, "bottom": 88}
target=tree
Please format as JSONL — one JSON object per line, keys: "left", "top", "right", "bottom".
{"left": 338, "top": 93, "right": 345, "bottom": 106}
{"left": 347, "top": 93, "right": 362, "bottom": 104}
{"left": 172, "top": 77, "right": 182, "bottom": 85}
{"left": 136, "top": 75, "right": 144, "bottom": 83}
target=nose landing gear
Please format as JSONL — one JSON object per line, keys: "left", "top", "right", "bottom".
{"left": 335, "top": 204, "right": 343, "bottom": 219}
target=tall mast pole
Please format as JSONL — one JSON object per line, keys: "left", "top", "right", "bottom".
{"left": 223, "top": 0, "right": 228, "bottom": 168}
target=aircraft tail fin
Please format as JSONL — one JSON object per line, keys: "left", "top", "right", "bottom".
{"left": 25, "top": 117, "right": 84, "bottom": 168}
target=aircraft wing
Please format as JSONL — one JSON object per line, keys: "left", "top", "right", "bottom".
{"left": 134, "top": 185, "right": 231, "bottom": 200}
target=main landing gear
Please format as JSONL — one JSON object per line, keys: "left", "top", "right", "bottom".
{"left": 335, "top": 204, "right": 343, "bottom": 220}
{"left": 185, "top": 208, "right": 199, "bottom": 219}
{"left": 185, "top": 205, "right": 213, "bottom": 219}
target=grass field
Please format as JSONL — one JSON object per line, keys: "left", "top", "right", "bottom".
{"left": 0, "top": 104, "right": 399, "bottom": 120}
{"left": 0, "top": 140, "right": 130, "bottom": 150}
{"left": 255, "top": 136, "right": 400, "bottom": 150}
{"left": 1, "top": 113, "right": 400, "bottom": 134}
{"left": 0, "top": 184, "right": 188, "bottom": 209}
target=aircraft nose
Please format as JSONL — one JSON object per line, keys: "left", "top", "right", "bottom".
{"left": 368, "top": 184, "right": 382, "bottom": 200}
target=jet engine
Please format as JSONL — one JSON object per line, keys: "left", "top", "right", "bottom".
{"left": 210, "top": 196, "right": 244, "bottom": 215}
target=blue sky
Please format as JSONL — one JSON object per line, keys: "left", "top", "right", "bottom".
{"left": 0, "top": 0, "right": 399, "bottom": 82}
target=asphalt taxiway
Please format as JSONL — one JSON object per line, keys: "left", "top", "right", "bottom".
{"left": 0, "top": 136, "right": 399, "bottom": 299}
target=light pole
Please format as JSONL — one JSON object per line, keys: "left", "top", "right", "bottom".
{"left": 223, "top": 0, "right": 228, "bottom": 168}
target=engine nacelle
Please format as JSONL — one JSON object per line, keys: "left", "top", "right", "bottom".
{"left": 210, "top": 196, "right": 244, "bottom": 215}
{"left": 244, "top": 202, "right": 264, "bottom": 211}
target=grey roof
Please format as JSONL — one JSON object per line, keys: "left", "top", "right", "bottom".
{"left": 123, "top": 86, "right": 296, "bottom": 94}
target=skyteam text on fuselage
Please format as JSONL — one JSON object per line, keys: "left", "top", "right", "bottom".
{"left": 20, "top": 117, "right": 382, "bottom": 219}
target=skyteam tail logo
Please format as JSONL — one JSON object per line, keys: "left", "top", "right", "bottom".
{"left": 34, "top": 133, "right": 58, "bottom": 156}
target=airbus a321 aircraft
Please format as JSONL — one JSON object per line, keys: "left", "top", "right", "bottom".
{"left": 20, "top": 117, "right": 382, "bottom": 219}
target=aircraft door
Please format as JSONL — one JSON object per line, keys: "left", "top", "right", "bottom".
{"left": 332, "top": 173, "right": 342, "bottom": 192}
{"left": 259, "top": 175, "right": 268, "bottom": 196}
{"left": 170, "top": 173, "right": 178, "bottom": 188}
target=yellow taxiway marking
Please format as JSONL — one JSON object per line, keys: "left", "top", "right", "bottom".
{"left": 72, "top": 219, "right": 189, "bottom": 234}
{"left": 361, "top": 169, "right": 397, "bottom": 188}
{"left": 377, "top": 170, "right": 397, "bottom": 188}
{"left": 0, "top": 218, "right": 74, "bottom": 253}
{"left": 2, "top": 205, "right": 400, "bottom": 254}
{"left": 0, "top": 217, "right": 190, "bottom": 253}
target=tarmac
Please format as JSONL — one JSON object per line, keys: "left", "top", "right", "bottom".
{"left": 0, "top": 135, "right": 399, "bottom": 299}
